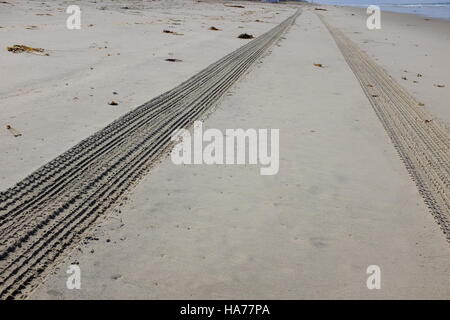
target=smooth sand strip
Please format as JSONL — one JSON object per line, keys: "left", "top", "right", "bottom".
{"left": 318, "top": 14, "right": 450, "bottom": 240}
{"left": 32, "top": 8, "right": 450, "bottom": 300}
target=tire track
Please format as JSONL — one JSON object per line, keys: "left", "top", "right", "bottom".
{"left": 0, "top": 25, "right": 279, "bottom": 220}
{"left": 0, "top": 33, "right": 277, "bottom": 240}
{"left": 0, "top": 10, "right": 301, "bottom": 299}
{"left": 318, "top": 14, "right": 450, "bottom": 241}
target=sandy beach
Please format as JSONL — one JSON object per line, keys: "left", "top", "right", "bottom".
{"left": 0, "top": 0, "right": 449, "bottom": 300}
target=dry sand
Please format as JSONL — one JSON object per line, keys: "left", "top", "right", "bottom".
{"left": 320, "top": 5, "right": 450, "bottom": 126}
{"left": 0, "top": 1, "right": 449, "bottom": 299}
{"left": 0, "top": 0, "right": 294, "bottom": 189}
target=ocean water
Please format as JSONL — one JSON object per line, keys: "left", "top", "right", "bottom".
{"left": 365, "top": 2, "right": 450, "bottom": 20}
{"left": 310, "top": 1, "right": 450, "bottom": 20}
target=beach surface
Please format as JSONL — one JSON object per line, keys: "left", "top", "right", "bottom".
{"left": 0, "top": 1, "right": 449, "bottom": 299}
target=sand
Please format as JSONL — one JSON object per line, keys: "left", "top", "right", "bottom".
{"left": 0, "top": 1, "right": 449, "bottom": 299}
{"left": 0, "top": 0, "right": 294, "bottom": 190}
{"left": 321, "top": 5, "right": 450, "bottom": 126}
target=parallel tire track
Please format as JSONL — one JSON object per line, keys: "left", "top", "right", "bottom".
{"left": 0, "top": 10, "right": 301, "bottom": 299}
{"left": 318, "top": 15, "right": 450, "bottom": 241}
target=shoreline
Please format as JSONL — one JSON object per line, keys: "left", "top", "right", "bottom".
{"left": 311, "top": 3, "right": 450, "bottom": 21}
